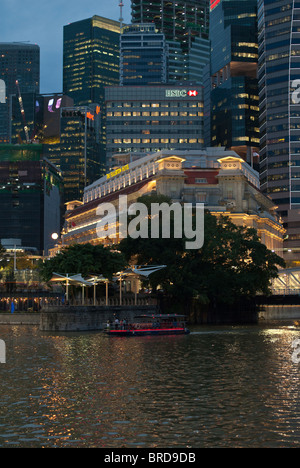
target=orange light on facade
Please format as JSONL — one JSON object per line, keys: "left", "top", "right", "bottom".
{"left": 86, "top": 112, "right": 94, "bottom": 121}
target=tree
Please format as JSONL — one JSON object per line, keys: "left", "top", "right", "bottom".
{"left": 0, "top": 243, "right": 7, "bottom": 268}
{"left": 39, "top": 243, "right": 126, "bottom": 282}
{"left": 6, "top": 252, "right": 36, "bottom": 271}
{"left": 118, "top": 194, "right": 285, "bottom": 306}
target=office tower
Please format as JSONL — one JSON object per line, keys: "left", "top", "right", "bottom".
{"left": 0, "top": 43, "right": 40, "bottom": 143}
{"left": 63, "top": 16, "right": 121, "bottom": 168}
{"left": 55, "top": 105, "right": 103, "bottom": 203}
{"left": 131, "top": 0, "right": 210, "bottom": 83}
{"left": 205, "top": 0, "right": 259, "bottom": 162}
{"left": 0, "top": 144, "right": 62, "bottom": 255}
{"left": 63, "top": 16, "right": 120, "bottom": 105}
{"left": 120, "top": 24, "right": 168, "bottom": 86}
{"left": 258, "top": 0, "right": 300, "bottom": 262}
{"left": 105, "top": 84, "right": 204, "bottom": 167}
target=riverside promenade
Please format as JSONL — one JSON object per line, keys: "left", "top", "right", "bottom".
{"left": 0, "top": 296, "right": 159, "bottom": 332}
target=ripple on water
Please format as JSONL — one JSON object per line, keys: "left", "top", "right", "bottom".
{"left": 0, "top": 324, "right": 300, "bottom": 447}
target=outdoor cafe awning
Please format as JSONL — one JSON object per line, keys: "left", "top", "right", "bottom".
{"left": 50, "top": 273, "right": 92, "bottom": 286}
{"left": 114, "top": 265, "right": 167, "bottom": 280}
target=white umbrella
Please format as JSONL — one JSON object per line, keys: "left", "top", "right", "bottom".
{"left": 50, "top": 273, "right": 92, "bottom": 303}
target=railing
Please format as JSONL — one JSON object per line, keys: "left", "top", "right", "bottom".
{"left": 270, "top": 288, "right": 300, "bottom": 296}
{"left": 42, "top": 296, "right": 158, "bottom": 309}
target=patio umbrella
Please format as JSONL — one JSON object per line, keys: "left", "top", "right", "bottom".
{"left": 114, "top": 265, "right": 166, "bottom": 304}
{"left": 86, "top": 275, "right": 109, "bottom": 306}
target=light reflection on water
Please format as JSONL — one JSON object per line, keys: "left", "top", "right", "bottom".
{"left": 0, "top": 324, "right": 300, "bottom": 448}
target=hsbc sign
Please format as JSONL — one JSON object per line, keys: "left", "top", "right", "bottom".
{"left": 165, "top": 89, "right": 199, "bottom": 98}
{"left": 188, "top": 90, "right": 198, "bottom": 97}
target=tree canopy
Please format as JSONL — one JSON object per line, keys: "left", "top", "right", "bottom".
{"left": 40, "top": 243, "right": 126, "bottom": 282}
{"left": 118, "top": 194, "right": 285, "bottom": 306}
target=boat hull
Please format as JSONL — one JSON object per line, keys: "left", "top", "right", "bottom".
{"left": 106, "top": 328, "right": 190, "bottom": 337}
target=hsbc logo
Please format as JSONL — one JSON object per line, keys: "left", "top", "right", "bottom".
{"left": 165, "top": 89, "right": 199, "bottom": 98}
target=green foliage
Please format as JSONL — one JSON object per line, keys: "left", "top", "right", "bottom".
{"left": 39, "top": 243, "right": 126, "bottom": 282}
{"left": 0, "top": 243, "right": 7, "bottom": 269}
{"left": 119, "top": 194, "right": 285, "bottom": 305}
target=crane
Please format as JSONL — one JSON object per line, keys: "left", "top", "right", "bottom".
{"left": 15, "top": 80, "right": 30, "bottom": 144}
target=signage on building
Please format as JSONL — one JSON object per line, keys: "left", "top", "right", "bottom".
{"left": 106, "top": 164, "right": 130, "bottom": 180}
{"left": 86, "top": 112, "right": 95, "bottom": 121}
{"left": 165, "top": 89, "right": 199, "bottom": 98}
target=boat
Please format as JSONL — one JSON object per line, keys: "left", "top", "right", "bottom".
{"left": 105, "top": 314, "right": 190, "bottom": 337}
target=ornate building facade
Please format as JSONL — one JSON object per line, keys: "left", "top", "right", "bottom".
{"left": 60, "top": 148, "right": 285, "bottom": 254}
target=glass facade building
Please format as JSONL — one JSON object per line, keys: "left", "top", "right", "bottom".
{"left": 0, "top": 145, "right": 62, "bottom": 254}
{"left": 205, "top": 0, "right": 259, "bottom": 162}
{"left": 258, "top": 0, "right": 300, "bottom": 261}
{"left": 63, "top": 16, "right": 121, "bottom": 168}
{"left": 105, "top": 84, "right": 204, "bottom": 168}
{"left": 0, "top": 43, "right": 40, "bottom": 143}
{"left": 131, "top": 0, "right": 210, "bottom": 83}
{"left": 120, "top": 24, "right": 168, "bottom": 86}
{"left": 63, "top": 16, "right": 121, "bottom": 105}
{"left": 46, "top": 106, "right": 104, "bottom": 203}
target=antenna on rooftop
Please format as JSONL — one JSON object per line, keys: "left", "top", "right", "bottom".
{"left": 119, "top": 1, "right": 124, "bottom": 32}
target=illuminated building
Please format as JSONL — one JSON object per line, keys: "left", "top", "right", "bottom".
{"left": 63, "top": 16, "right": 121, "bottom": 166}
{"left": 62, "top": 148, "right": 285, "bottom": 253}
{"left": 0, "top": 42, "right": 40, "bottom": 143}
{"left": 105, "top": 84, "right": 204, "bottom": 168}
{"left": 120, "top": 24, "right": 168, "bottom": 86}
{"left": 258, "top": 1, "right": 300, "bottom": 264}
{"left": 131, "top": 0, "right": 210, "bottom": 83}
{"left": 204, "top": 0, "right": 259, "bottom": 162}
{"left": 0, "top": 144, "right": 62, "bottom": 255}
{"left": 46, "top": 105, "right": 104, "bottom": 204}
{"left": 10, "top": 92, "right": 73, "bottom": 145}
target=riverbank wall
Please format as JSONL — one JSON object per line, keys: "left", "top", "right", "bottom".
{"left": 258, "top": 304, "right": 300, "bottom": 322}
{"left": 40, "top": 305, "right": 158, "bottom": 332}
{"left": 0, "top": 313, "right": 40, "bottom": 325}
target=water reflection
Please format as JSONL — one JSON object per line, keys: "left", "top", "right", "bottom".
{"left": 0, "top": 324, "right": 299, "bottom": 447}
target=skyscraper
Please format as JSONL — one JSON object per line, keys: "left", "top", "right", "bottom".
{"left": 105, "top": 84, "right": 204, "bottom": 167}
{"left": 120, "top": 24, "right": 168, "bottom": 86}
{"left": 205, "top": 0, "right": 259, "bottom": 162}
{"left": 0, "top": 43, "right": 40, "bottom": 143}
{"left": 63, "top": 16, "right": 121, "bottom": 167}
{"left": 63, "top": 16, "right": 121, "bottom": 106}
{"left": 0, "top": 144, "right": 62, "bottom": 255}
{"left": 131, "top": 0, "right": 210, "bottom": 83}
{"left": 258, "top": 0, "right": 300, "bottom": 262}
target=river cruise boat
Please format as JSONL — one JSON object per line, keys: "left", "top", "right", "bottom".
{"left": 105, "top": 314, "right": 190, "bottom": 337}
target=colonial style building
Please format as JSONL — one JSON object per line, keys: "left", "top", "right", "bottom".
{"left": 60, "top": 148, "right": 285, "bottom": 254}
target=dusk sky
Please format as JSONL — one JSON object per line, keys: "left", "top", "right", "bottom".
{"left": 1, "top": 0, "right": 131, "bottom": 94}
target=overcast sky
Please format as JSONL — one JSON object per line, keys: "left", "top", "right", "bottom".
{"left": 1, "top": 0, "right": 131, "bottom": 94}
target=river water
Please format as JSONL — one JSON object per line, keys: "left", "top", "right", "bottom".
{"left": 0, "top": 323, "right": 299, "bottom": 448}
